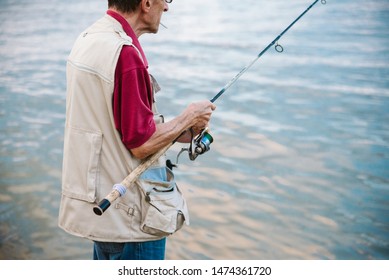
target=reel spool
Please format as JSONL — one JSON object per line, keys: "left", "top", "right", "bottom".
{"left": 190, "top": 128, "right": 213, "bottom": 161}
{"left": 167, "top": 127, "right": 213, "bottom": 169}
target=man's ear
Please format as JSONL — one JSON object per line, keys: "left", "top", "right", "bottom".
{"left": 141, "top": 0, "right": 152, "bottom": 12}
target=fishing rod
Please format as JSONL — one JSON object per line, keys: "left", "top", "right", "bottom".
{"left": 174, "top": 0, "right": 326, "bottom": 164}
{"left": 211, "top": 0, "right": 326, "bottom": 103}
{"left": 93, "top": 0, "right": 326, "bottom": 216}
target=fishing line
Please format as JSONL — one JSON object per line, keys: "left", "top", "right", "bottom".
{"left": 210, "top": 0, "right": 326, "bottom": 103}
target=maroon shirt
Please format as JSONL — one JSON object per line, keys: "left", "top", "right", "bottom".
{"left": 108, "top": 10, "right": 156, "bottom": 150}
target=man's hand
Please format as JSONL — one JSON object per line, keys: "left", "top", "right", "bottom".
{"left": 131, "top": 100, "right": 216, "bottom": 159}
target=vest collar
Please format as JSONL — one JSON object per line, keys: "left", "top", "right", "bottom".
{"left": 106, "top": 10, "right": 149, "bottom": 68}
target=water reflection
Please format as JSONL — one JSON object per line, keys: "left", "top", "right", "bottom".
{"left": 1, "top": 0, "right": 388, "bottom": 259}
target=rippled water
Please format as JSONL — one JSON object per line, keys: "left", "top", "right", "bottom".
{"left": 0, "top": 0, "right": 388, "bottom": 260}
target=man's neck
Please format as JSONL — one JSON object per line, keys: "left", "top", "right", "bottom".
{"left": 108, "top": 8, "right": 147, "bottom": 38}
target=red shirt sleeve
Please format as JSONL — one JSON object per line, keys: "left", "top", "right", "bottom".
{"left": 113, "top": 45, "right": 156, "bottom": 150}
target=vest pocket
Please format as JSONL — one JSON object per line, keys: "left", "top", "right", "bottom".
{"left": 138, "top": 167, "right": 189, "bottom": 237}
{"left": 62, "top": 126, "right": 103, "bottom": 203}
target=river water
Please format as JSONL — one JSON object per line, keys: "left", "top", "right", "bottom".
{"left": 0, "top": 0, "right": 388, "bottom": 260}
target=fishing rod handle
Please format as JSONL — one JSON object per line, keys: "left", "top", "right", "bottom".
{"left": 93, "top": 142, "right": 173, "bottom": 216}
{"left": 93, "top": 186, "right": 123, "bottom": 216}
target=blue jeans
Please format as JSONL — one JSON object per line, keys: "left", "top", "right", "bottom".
{"left": 93, "top": 238, "right": 166, "bottom": 260}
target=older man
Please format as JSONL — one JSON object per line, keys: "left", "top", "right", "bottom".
{"left": 59, "top": 0, "right": 216, "bottom": 260}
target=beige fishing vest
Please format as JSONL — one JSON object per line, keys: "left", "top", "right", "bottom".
{"left": 58, "top": 15, "right": 169, "bottom": 242}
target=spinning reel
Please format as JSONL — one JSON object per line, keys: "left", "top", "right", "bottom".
{"left": 167, "top": 127, "right": 213, "bottom": 169}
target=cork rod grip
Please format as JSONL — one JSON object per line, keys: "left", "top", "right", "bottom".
{"left": 93, "top": 143, "right": 173, "bottom": 216}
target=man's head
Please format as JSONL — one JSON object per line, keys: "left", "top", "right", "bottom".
{"left": 108, "top": 0, "right": 142, "bottom": 14}
{"left": 108, "top": 0, "right": 170, "bottom": 35}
